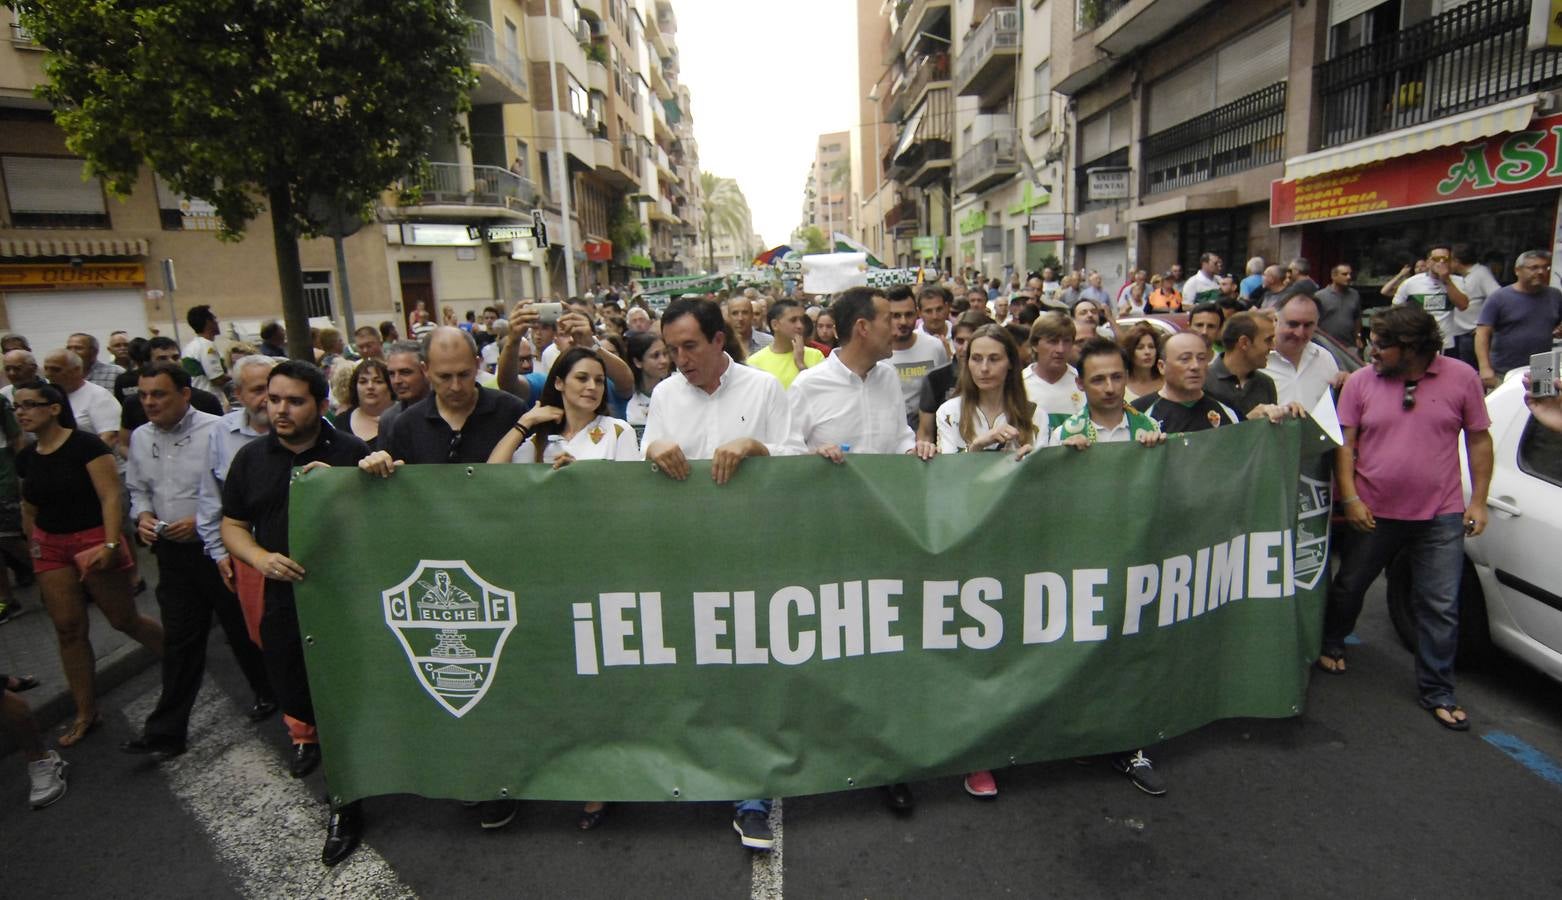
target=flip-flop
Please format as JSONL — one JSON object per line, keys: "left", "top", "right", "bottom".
{"left": 1429, "top": 704, "right": 1470, "bottom": 732}
{"left": 5, "top": 674, "right": 39, "bottom": 693}
{"left": 578, "top": 804, "right": 608, "bottom": 831}
{"left": 58, "top": 715, "right": 100, "bottom": 748}
{"left": 1314, "top": 651, "right": 1346, "bottom": 675}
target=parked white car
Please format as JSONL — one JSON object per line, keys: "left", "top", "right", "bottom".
{"left": 1387, "top": 372, "right": 1562, "bottom": 682}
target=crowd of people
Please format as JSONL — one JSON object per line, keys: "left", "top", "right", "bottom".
{"left": 0, "top": 242, "right": 1558, "bottom": 866}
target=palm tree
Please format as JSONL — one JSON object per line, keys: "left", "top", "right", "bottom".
{"left": 700, "top": 171, "right": 753, "bottom": 272}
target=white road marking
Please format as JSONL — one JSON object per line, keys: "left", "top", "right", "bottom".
{"left": 750, "top": 798, "right": 783, "bottom": 900}
{"left": 124, "top": 687, "right": 416, "bottom": 899}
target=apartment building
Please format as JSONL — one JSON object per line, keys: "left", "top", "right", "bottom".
{"left": 801, "top": 131, "right": 854, "bottom": 241}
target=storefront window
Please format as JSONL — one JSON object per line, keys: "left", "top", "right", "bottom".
{"left": 1177, "top": 209, "right": 1250, "bottom": 278}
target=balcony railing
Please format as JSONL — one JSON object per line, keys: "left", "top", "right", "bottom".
{"left": 1076, "top": 0, "right": 1129, "bottom": 31}
{"left": 1142, "top": 81, "right": 1285, "bottom": 196}
{"left": 884, "top": 199, "right": 920, "bottom": 233}
{"left": 408, "top": 162, "right": 536, "bottom": 211}
{"left": 955, "top": 7, "right": 1020, "bottom": 99}
{"left": 466, "top": 20, "right": 527, "bottom": 93}
{"left": 1317, "top": 0, "right": 1562, "bottom": 149}
{"left": 1030, "top": 108, "right": 1052, "bottom": 137}
{"left": 10, "top": 20, "right": 36, "bottom": 44}
{"left": 904, "top": 51, "right": 950, "bottom": 108}
{"left": 955, "top": 129, "right": 1020, "bottom": 195}
{"left": 887, "top": 87, "right": 953, "bottom": 186}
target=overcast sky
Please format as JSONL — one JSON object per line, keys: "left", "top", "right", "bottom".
{"left": 672, "top": 0, "right": 861, "bottom": 248}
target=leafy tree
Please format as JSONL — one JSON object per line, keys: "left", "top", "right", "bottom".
{"left": 699, "top": 171, "right": 752, "bottom": 272}
{"left": 13, "top": 0, "right": 477, "bottom": 359}
{"left": 792, "top": 225, "right": 828, "bottom": 255}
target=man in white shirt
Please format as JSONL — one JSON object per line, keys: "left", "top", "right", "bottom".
{"left": 1392, "top": 242, "right": 1469, "bottom": 351}
{"left": 1449, "top": 243, "right": 1501, "bottom": 366}
{"left": 790, "top": 287, "right": 935, "bottom": 460}
{"left": 1181, "top": 252, "right": 1222, "bottom": 306}
{"left": 886, "top": 287, "right": 950, "bottom": 426}
{"left": 640, "top": 297, "right": 791, "bottom": 851}
{"left": 1263, "top": 293, "right": 1342, "bottom": 408}
{"left": 42, "top": 349, "right": 120, "bottom": 445}
{"left": 1022, "top": 313, "right": 1084, "bottom": 435}
{"left": 182, "top": 304, "right": 230, "bottom": 395}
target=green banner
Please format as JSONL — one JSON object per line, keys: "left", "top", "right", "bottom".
{"left": 291, "top": 420, "right": 1333, "bottom": 805}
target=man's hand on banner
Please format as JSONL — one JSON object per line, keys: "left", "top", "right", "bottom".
{"left": 645, "top": 440, "right": 690, "bottom": 481}
{"left": 358, "top": 451, "right": 404, "bottom": 479}
{"left": 1136, "top": 431, "right": 1167, "bottom": 447}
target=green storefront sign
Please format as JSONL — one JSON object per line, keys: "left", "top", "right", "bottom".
{"left": 912, "top": 236, "right": 942, "bottom": 259}
{"left": 957, "top": 209, "right": 987, "bottom": 236}
{"left": 292, "top": 420, "right": 1333, "bottom": 805}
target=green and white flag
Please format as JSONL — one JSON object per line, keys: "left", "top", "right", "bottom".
{"left": 833, "top": 231, "right": 886, "bottom": 268}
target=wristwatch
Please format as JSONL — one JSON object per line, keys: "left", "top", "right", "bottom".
{"left": 104, "top": 541, "right": 121, "bottom": 551}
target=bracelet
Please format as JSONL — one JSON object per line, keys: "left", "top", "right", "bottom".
{"left": 512, "top": 422, "right": 529, "bottom": 436}
{"left": 1341, "top": 496, "right": 1361, "bottom": 505}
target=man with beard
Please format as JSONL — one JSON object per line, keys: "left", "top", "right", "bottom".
{"left": 886, "top": 287, "right": 949, "bottom": 427}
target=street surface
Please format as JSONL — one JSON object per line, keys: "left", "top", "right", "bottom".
{"left": 3, "top": 577, "right": 1560, "bottom": 899}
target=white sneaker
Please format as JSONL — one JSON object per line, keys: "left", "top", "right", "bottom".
{"left": 29, "top": 750, "right": 67, "bottom": 809}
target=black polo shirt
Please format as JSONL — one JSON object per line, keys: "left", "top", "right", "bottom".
{"left": 918, "top": 361, "right": 959, "bottom": 415}
{"left": 1131, "top": 391, "right": 1240, "bottom": 433}
{"left": 382, "top": 385, "right": 526, "bottom": 464}
{"left": 1205, "top": 356, "right": 1276, "bottom": 418}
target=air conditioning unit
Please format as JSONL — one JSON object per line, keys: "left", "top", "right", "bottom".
{"left": 576, "top": 21, "right": 591, "bottom": 45}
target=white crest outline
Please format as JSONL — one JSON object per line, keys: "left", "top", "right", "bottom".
{"left": 382, "top": 560, "right": 517, "bottom": 719}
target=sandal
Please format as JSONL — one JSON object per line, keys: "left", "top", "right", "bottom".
{"left": 4, "top": 674, "right": 39, "bottom": 693}
{"left": 1315, "top": 651, "right": 1346, "bottom": 675}
{"left": 1429, "top": 704, "right": 1470, "bottom": 732}
{"left": 577, "top": 803, "right": 608, "bottom": 831}
{"left": 58, "top": 714, "right": 100, "bottom": 748}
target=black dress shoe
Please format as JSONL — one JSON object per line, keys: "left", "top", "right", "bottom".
{"left": 884, "top": 782, "right": 915, "bottom": 812}
{"left": 321, "top": 803, "right": 363, "bottom": 867}
{"left": 290, "top": 742, "right": 321, "bottom": 778}
{"left": 247, "top": 697, "right": 278, "bottom": 722}
{"left": 120, "top": 735, "right": 187, "bottom": 758}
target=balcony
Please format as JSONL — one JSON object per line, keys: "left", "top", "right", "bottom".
{"left": 466, "top": 20, "right": 527, "bottom": 105}
{"left": 1142, "top": 82, "right": 1285, "bottom": 196}
{"left": 1030, "top": 108, "right": 1052, "bottom": 138}
{"left": 654, "top": 145, "right": 677, "bottom": 181}
{"left": 649, "top": 195, "right": 680, "bottom": 224}
{"left": 884, "top": 199, "right": 921, "bottom": 235}
{"left": 887, "top": 87, "right": 953, "bottom": 188}
{"left": 955, "top": 7, "right": 1020, "bottom": 110}
{"left": 399, "top": 163, "right": 535, "bottom": 219}
{"left": 1076, "top": 0, "right": 1213, "bottom": 56}
{"left": 890, "top": 51, "right": 950, "bottom": 124}
{"left": 896, "top": 0, "right": 953, "bottom": 54}
{"left": 955, "top": 130, "right": 1020, "bottom": 196}
{"left": 1317, "top": 0, "right": 1562, "bottom": 149}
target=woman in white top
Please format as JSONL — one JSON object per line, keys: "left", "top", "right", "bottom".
{"left": 934, "top": 324, "right": 1039, "bottom": 455}
{"left": 624, "top": 331, "right": 671, "bottom": 435}
{"left": 489, "top": 348, "right": 640, "bottom": 468}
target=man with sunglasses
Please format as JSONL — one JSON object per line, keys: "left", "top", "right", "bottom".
{"left": 1320, "top": 305, "right": 1492, "bottom": 733}
{"left": 1392, "top": 241, "right": 1470, "bottom": 355}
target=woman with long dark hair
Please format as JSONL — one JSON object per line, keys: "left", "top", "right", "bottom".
{"left": 623, "top": 331, "right": 671, "bottom": 437}
{"left": 13, "top": 381, "right": 163, "bottom": 746}
{"left": 934, "top": 325, "right": 1039, "bottom": 455}
{"left": 488, "top": 348, "right": 640, "bottom": 467}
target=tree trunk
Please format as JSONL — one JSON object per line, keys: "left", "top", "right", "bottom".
{"left": 267, "top": 182, "right": 312, "bottom": 361}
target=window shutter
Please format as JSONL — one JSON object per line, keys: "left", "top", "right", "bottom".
{"left": 1147, "top": 58, "right": 1215, "bottom": 135}
{"left": 1, "top": 157, "right": 106, "bottom": 214}
{"left": 1329, "top": 0, "right": 1381, "bottom": 28}
{"left": 1081, "top": 113, "right": 1111, "bottom": 163}
{"left": 1216, "top": 15, "right": 1291, "bottom": 105}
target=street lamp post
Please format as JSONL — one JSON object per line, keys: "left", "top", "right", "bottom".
{"left": 867, "top": 86, "right": 884, "bottom": 264}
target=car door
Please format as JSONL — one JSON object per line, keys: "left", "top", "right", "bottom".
{"left": 1477, "top": 409, "right": 1562, "bottom": 665}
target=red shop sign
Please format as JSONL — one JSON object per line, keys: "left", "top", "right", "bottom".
{"left": 1271, "top": 113, "right": 1562, "bottom": 227}
{"left": 584, "top": 240, "right": 613, "bottom": 261}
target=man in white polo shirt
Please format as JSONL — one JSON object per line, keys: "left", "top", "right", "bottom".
{"left": 1392, "top": 241, "right": 1469, "bottom": 351}
{"left": 1263, "top": 293, "right": 1342, "bottom": 409}
{"left": 641, "top": 297, "right": 792, "bottom": 851}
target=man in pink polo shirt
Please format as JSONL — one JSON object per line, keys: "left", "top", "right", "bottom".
{"left": 1319, "top": 305, "right": 1493, "bottom": 731}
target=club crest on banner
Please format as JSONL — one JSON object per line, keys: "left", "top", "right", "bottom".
{"left": 382, "top": 561, "right": 517, "bottom": 718}
{"left": 1293, "top": 475, "right": 1331, "bottom": 591}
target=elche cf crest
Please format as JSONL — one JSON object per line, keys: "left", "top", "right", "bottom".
{"left": 382, "top": 561, "right": 517, "bottom": 718}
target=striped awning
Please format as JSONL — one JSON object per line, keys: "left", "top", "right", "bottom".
{"left": 1282, "top": 94, "right": 1538, "bottom": 181}
{"left": 0, "top": 237, "right": 151, "bottom": 258}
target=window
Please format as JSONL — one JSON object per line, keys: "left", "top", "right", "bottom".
{"left": 1, "top": 156, "right": 110, "bottom": 229}
{"left": 153, "top": 174, "right": 221, "bottom": 231}
{"left": 569, "top": 76, "right": 589, "bottom": 118}
{"left": 1518, "top": 417, "right": 1562, "bottom": 488}
{"left": 302, "top": 271, "right": 333, "bottom": 319}
{"left": 539, "top": 151, "right": 554, "bottom": 200}
{"left": 1147, "top": 15, "right": 1290, "bottom": 134}
{"left": 514, "top": 140, "right": 529, "bottom": 179}
{"left": 1033, "top": 61, "right": 1051, "bottom": 102}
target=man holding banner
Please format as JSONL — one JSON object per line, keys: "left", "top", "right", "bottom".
{"left": 642, "top": 297, "right": 792, "bottom": 848}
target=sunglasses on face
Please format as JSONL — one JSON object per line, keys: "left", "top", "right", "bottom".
{"left": 1402, "top": 379, "right": 1419, "bottom": 411}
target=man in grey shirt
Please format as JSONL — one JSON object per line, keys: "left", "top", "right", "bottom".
{"left": 1314, "top": 263, "right": 1362, "bottom": 350}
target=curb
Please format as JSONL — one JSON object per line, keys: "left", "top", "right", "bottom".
{"left": 0, "top": 641, "right": 159, "bottom": 757}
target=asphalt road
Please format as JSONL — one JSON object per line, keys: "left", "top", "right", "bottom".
{"left": 4, "top": 576, "right": 1560, "bottom": 899}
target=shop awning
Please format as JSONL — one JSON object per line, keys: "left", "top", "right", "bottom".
{"left": 1282, "top": 94, "right": 1538, "bottom": 181}
{"left": 0, "top": 237, "right": 151, "bottom": 258}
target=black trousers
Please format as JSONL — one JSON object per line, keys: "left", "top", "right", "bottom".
{"left": 259, "top": 593, "right": 314, "bottom": 728}
{"left": 144, "top": 540, "right": 273, "bottom": 741}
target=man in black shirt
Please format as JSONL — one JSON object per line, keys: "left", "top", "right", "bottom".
{"left": 356, "top": 327, "right": 526, "bottom": 830}
{"left": 1206, "top": 312, "right": 1285, "bottom": 420}
{"left": 1132, "top": 332, "right": 1241, "bottom": 432}
{"left": 363, "top": 327, "right": 527, "bottom": 470}
{"left": 220, "top": 360, "right": 369, "bottom": 867}
{"left": 916, "top": 310, "right": 987, "bottom": 443}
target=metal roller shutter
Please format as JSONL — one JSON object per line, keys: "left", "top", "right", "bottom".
{"left": 1, "top": 157, "right": 106, "bottom": 214}
{"left": 3, "top": 290, "right": 149, "bottom": 354}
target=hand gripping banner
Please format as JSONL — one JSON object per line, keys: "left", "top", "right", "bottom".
{"left": 291, "top": 419, "right": 1335, "bottom": 805}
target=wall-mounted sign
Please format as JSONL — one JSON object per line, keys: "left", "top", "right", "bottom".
{"left": 401, "top": 223, "right": 481, "bottom": 246}
{"left": 1087, "top": 167, "right": 1131, "bottom": 201}
{"left": 912, "top": 236, "right": 942, "bottom": 259}
{"left": 1028, "top": 213, "right": 1065, "bottom": 242}
{"left": 584, "top": 240, "right": 613, "bottom": 262}
{"left": 0, "top": 263, "right": 147, "bottom": 289}
{"left": 484, "top": 225, "right": 535, "bottom": 242}
{"left": 957, "top": 209, "right": 988, "bottom": 236}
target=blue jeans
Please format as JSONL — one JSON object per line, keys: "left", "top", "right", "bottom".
{"left": 735, "top": 799, "right": 771, "bottom": 815}
{"left": 1323, "top": 513, "right": 1466, "bottom": 708}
